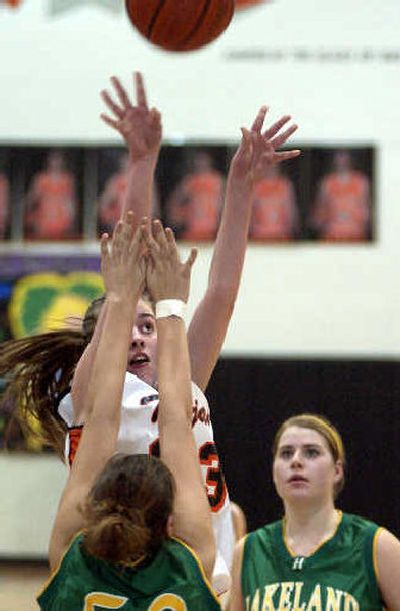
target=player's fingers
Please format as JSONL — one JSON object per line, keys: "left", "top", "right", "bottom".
{"left": 100, "top": 89, "right": 123, "bottom": 119}
{"left": 271, "top": 124, "right": 298, "bottom": 149}
{"left": 152, "top": 219, "right": 168, "bottom": 253}
{"left": 111, "top": 221, "right": 125, "bottom": 259}
{"left": 149, "top": 107, "right": 162, "bottom": 127}
{"left": 140, "top": 217, "right": 152, "bottom": 245}
{"left": 100, "top": 113, "right": 119, "bottom": 130}
{"left": 130, "top": 221, "right": 145, "bottom": 256}
{"left": 135, "top": 71, "right": 149, "bottom": 109}
{"left": 100, "top": 233, "right": 110, "bottom": 259}
{"left": 250, "top": 106, "right": 269, "bottom": 133}
{"left": 142, "top": 218, "right": 159, "bottom": 255}
{"left": 240, "top": 127, "right": 252, "bottom": 146}
{"left": 113, "top": 219, "right": 124, "bottom": 238}
{"left": 164, "top": 226, "right": 176, "bottom": 245}
{"left": 263, "top": 115, "right": 291, "bottom": 140}
{"left": 123, "top": 210, "right": 135, "bottom": 226}
{"left": 273, "top": 149, "right": 301, "bottom": 163}
{"left": 184, "top": 247, "right": 198, "bottom": 270}
{"left": 111, "top": 76, "right": 132, "bottom": 110}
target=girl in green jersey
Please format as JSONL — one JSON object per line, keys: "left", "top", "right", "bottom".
{"left": 229, "top": 414, "right": 400, "bottom": 610}
{"left": 37, "top": 214, "right": 221, "bottom": 610}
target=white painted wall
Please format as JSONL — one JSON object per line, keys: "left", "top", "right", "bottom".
{"left": 1, "top": 0, "right": 399, "bottom": 358}
{"left": 0, "top": 454, "right": 66, "bottom": 557}
{"left": 1, "top": 0, "right": 400, "bottom": 556}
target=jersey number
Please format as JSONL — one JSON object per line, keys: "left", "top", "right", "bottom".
{"left": 84, "top": 592, "right": 186, "bottom": 610}
{"left": 149, "top": 439, "right": 227, "bottom": 513}
{"left": 148, "top": 593, "right": 187, "bottom": 610}
{"left": 84, "top": 592, "right": 127, "bottom": 610}
{"left": 199, "top": 441, "right": 227, "bottom": 512}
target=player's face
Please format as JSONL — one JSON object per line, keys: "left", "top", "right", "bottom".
{"left": 333, "top": 151, "right": 352, "bottom": 172}
{"left": 273, "top": 426, "right": 342, "bottom": 507}
{"left": 47, "top": 152, "right": 65, "bottom": 172}
{"left": 126, "top": 299, "right": 158, "bottom": 387}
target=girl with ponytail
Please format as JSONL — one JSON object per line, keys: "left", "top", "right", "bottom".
{"left": 37, "top": 215, "right": 220, "bottom": 609}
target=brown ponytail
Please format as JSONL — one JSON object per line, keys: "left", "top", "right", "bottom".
{"left": 0, "top": 329, "right": 86, "bottom": 457}
{"left": 83, "top": 454, "right": 174, "bottom": 565}
{"left": 0, "top": 295, "right": 106, "bottom": 457}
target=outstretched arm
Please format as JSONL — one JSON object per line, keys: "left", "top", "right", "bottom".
{"left": 188, "top": 108, "right": 300, "bottom": 390}
{"left": 100, "top": 71, "right": 162, "bottom": 227}
{"left": 145, "top": 221, "right": 215, "bottom": 580}
{"left": 49, "top": 215, "right": 145, "bottom": 571}
{"left": 228, "top": 538, "right": 246, "bottom": 611}
{"left": 71, "top": 72, "right": 162, "bottom": 420}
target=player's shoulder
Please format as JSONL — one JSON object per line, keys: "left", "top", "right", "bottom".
{"left": 245, "top": 520, "right": 282, "bottom": 551}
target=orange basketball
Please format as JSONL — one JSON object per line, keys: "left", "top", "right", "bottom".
{"left": 125, "top": 0, "right": 234, "bottom": 52}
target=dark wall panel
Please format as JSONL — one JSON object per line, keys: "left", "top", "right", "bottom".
{"left": 207, "top": 358, "right": 400, "bottom": 537}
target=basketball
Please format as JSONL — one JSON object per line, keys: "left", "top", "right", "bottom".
{"left": 125, "top": 0, "right": 235, "bottom": 52}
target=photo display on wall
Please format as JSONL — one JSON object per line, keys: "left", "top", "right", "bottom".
{"left": 0, "top": 143, "right": 375, "bottom": 244}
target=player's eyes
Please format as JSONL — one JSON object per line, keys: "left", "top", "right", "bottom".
{"left": 141, "top": 321, "right": 155, "bottom": 335}
{"left": 279, "top": 448, "right": 293, "bottom": 459}
{"left": 304, "top": 448, "right": 319, "bottom": 458}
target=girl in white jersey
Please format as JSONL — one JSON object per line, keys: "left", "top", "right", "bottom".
{"left": 62, "top": 74, "right": 299, "bottom": 589}
{"left": 0, "top": 72, "right": 300, "bottom": 593}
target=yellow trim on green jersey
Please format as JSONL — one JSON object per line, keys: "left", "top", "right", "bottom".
{"left": 283, "top": 509, "right": 343, "bottom": 558}
{"left": 171, "top": 536, "right": 221, "bottom": 604}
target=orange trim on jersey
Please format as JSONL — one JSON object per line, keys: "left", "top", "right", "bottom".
{"left": 67, "top": 426, "right": 83, "bottom": 467}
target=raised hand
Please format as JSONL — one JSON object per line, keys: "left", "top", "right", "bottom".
{"left": 231, "top": 106, "right": 300, "bottom": 186}
{"left": 144, "top": 220, "right": 197, "bottom": 303}
{"left": 100, "top": 211, "right": 146, "bottom": 299}
{"left": 100, "top": 72, "right": 162, "bottom": 161}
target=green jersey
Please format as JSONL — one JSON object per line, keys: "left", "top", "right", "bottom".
{"left": 38, "top": 534, "right": 221, "bottom": 610}
{"left": 241, "top": 512, "right": 385, "bottom": 610}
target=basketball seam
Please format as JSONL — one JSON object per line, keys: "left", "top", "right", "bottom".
{"left": 179, "top": 0, "right": 213, "bottom": 49}
{"left": 147, "top": 0, "right": 166, "bottom": 39}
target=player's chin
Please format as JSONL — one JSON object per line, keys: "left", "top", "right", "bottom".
{"left": 127, "top": 362, "right": 155, "bottom": 386}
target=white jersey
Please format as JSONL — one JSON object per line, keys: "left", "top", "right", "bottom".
{"left": 58, "top": 372, "right": 235, "bottom": 594}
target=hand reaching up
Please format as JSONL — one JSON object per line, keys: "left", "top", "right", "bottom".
{"left": 100, "top": 72, "right": 162, "bottom": 162}
{"left": 100, "top": 211, "right": 146, "bottom": 301}
{"left": 144, "top": 220, "right": 197, "bottom": 304}
{"left": 230, "top": 106, "right": 300, "bottom": 187}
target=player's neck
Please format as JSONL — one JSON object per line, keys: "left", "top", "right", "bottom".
{"left": 283, "top": 503, "right": 339, "bottom": 557}
{"left": 337, "top": 169, "right": 352, "bottom": 182}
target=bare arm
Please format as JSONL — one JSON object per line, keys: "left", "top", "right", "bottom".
{"left": 228, "top": 538, "right": 246, "bottom": 611}
{"left": 100, "top": 72, "right": 162, "bottom": 229}
{"left": 71, "top": 72, "right": 161, "bottom": 420}
{"left": 375, "top": 528, "right": 400, "bottom": 610}
{"left": 49, "top": 216, "right": 145, "bottom": 570}
{"left": 145, "top": 221, "right": 215, "bottom": 580}
{"left": 188, "top": 109, "right": 300, "bottom": 390}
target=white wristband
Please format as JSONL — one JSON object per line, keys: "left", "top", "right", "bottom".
{"left": 155, "top": 299, "right": 186, "bottom": 320}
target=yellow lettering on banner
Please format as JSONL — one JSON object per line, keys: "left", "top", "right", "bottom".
{"left": 292, "top": 582, "right": 306, "bottom": 611}
{"left": 261, "top": 583, "right": 279, "bottom": 610}
{"left": 306, "top": 584, "right": 322, "bottom": 611}
{"left": 277, "top": 582, "right": 294, "bottom": 610}
{"left": 343, "top": 593, "right": 360, "bottom": 611}
{"left": 148, "top": 593, "right": 187, "bottom": 610}
{"left": 84, "top": 592, "right": 128, "bottom": 610}
{"left": 326, "top": 587, "right": 343, "bottom": 611}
